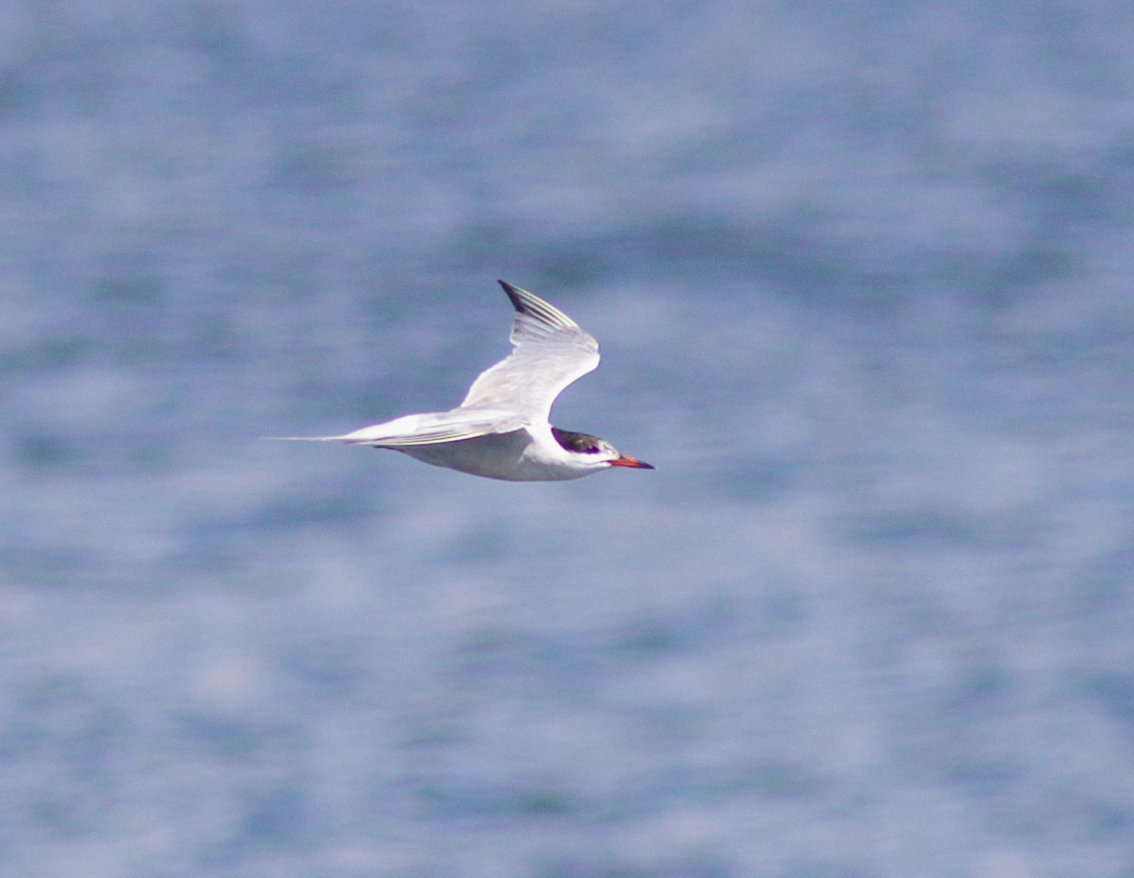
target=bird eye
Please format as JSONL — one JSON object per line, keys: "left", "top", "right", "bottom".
{"left": 587, "top": 445, "right": 600, "bottom": 454}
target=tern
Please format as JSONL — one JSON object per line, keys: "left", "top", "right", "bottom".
{"left": 278, "top": 281, "right": 653, "bottom": 481}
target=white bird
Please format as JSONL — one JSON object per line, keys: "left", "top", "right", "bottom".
{"left": 278, "top": 281, "right": 653, "bottom": 481}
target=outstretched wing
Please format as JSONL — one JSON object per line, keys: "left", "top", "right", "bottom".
{"left": 269, "top": 410, "right": 527, "bottom": 447}
{"left": 343, "top": 421, "right": 525, "bottom": 447}
{"left": 459, "top": 281, "right": 600, "bottom": 422}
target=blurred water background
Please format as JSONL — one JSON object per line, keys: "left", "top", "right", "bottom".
{"left": 3, "top": 2, "right": 1134, "bottom": 876}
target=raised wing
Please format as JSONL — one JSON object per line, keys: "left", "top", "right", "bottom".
{"left": 459, "top": 281, "right": 600, "bottom": 422}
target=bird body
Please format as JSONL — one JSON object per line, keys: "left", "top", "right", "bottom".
{"left": 278, "top": 281, "right": 653, "bottom": 481}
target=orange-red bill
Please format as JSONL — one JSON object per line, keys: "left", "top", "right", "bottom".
{"left": 608, "top": 455, "right": 654, "bottom": 469}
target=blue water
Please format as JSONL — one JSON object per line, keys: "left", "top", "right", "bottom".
{"left": 3, "top": 2, "right": 1134, "bottom": 875}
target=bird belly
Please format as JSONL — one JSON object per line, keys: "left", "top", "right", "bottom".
{"left": 395, "top": 429, "right": 589, "bottom": 481}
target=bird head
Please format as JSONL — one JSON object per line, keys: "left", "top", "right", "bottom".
{"left": 550, "top": 427, "right": 654, "bottom": 471}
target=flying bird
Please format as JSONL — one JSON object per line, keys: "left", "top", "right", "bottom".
{"left": 278, "top": 281, "right": 653, "bottom": 481}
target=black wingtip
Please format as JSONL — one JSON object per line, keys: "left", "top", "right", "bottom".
{"left": 498, "top": 279, "right": 524, "bottom": 311}
{"left": 495, "top": 279, "right": 582, "bottom": 332}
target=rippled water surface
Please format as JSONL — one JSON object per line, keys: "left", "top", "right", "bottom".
{"left": 3, "top": 2, "right": 1134, "bottom": 876}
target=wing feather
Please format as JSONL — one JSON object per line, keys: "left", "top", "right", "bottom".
{"left": 338, "top": 410, "right": 525, "bottom": 447}
{"left": 271, "top": 410, "right": 525, "bottom": 447}
{"left": 345, "top": 424, "right": 523, "bottom": 447}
